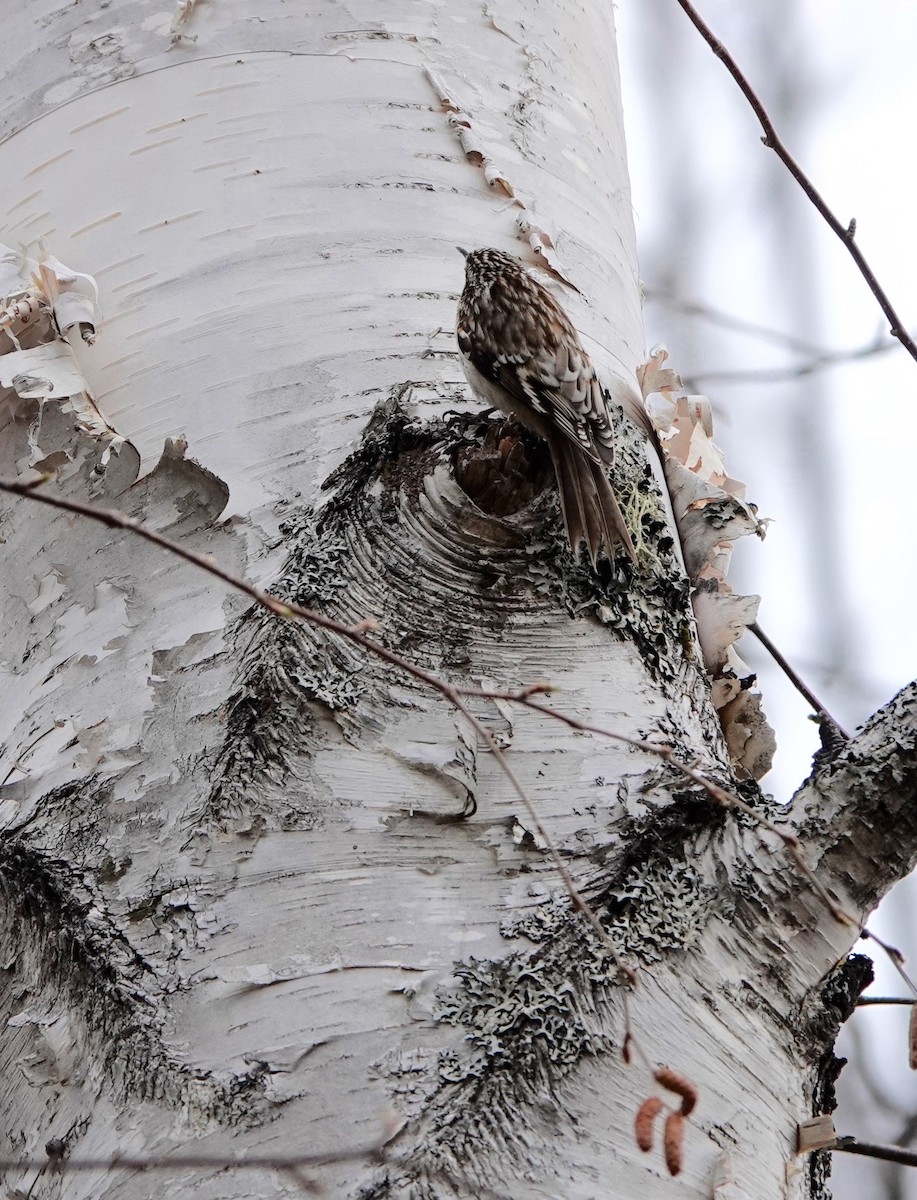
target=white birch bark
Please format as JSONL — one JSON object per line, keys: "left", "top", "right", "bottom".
{"left": 2, "top": 4, "right": 916, "bottom": 1200}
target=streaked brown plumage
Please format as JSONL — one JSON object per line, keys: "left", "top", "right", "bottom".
{"left": 456, "top": 246, "right": 637, "bottom": 565}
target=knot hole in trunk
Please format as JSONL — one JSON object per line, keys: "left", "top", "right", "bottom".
{"left": 452, "top": 418, "right": 553, "bottom": 518}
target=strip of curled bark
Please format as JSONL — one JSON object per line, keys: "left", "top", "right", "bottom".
{"left": 424, "top": 68, "right": 580, "bottom": 290}
{"left": 674, "top": 0, "right": 917, "bottom": 364}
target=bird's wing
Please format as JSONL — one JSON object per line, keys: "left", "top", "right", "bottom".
{"left": 460, "top": 337, "right": 612, "bottom": 466}
{"left": 516, "top": 344, "right": 614, "bottom": 463}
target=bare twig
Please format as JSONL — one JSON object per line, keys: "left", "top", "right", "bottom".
{"left": 0, "top": 1143, "right": 510, "bottom": 1200}
{"left": 0, "top": 1143, "right": 388, "bottom": 1177}
{"left": 856, "top": 997, "right": 917, "bottom": 1007}
{"left": 862, "top": 929, "right": 917, "bottom": 999}
{"left": 0, "top": 723, "right": 62, "bottom": 785}
{"left": 673, "top": 0, "right": 917, "bottom": 364}
{"left": 684, "top": 336, "right": 896, "bottom": 388}
{"left": 748, "top": 622, "right": 850, "bottom": 739}
{"left": 645, "top": 289, "right": 897, "bottom": 363}
{"left": 832, "top": 1137, "right": 917, "bottom": 1170}
{"left": 646, "top": 290, "right": 820, "bottom": 354}
{"left": 645, "top": 295, "right": 897, "bottom": 387}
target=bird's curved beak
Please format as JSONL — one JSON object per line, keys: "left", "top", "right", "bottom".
{"left": 456, "top": 246, "right": 469, "bottom": 258}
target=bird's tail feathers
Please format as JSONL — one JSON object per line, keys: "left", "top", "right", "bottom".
{"left": 551, "top": 439, "right": 637, "bottom": 566}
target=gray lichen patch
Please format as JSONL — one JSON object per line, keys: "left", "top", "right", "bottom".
{"left": 437, "top": 952, "right": 616, "bottom": 1078}
{"left": 189, "top": 498, "right": 376, "bottom": 840}
{"left": 190, "top": 389, "right": 505, "bottom": 840}
{"left": 126, "top": 437, "right": 229, "bottom": 534}
{"left": 503, "top": 857, "right": 722, "bottom": 966}
{"left": 0, "top": 779, "right": 272, "bottom": 1125}
{"left": 515, "top": 421, "right": 695, "bottom": 686}
{"left": 374, "top": 832, "right": 729, "bottom": 1183}
{"left": 189, "top": 588, "right": 339, "bottom": 841}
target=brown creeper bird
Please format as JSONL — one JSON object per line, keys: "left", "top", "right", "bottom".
{"left": 456, "top": 246, "right": 637, "bottom": 565}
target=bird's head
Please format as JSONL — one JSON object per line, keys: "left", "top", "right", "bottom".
{"left": 457, "top": 246, "right": 524, "bottom": 286}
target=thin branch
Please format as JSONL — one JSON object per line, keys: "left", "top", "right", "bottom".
{"left": 684, "top": 334, "right": 896, "bottom": 387}
{"left": 644, "top": 287, "right": 861, "bottom": 358}
{"left": 1, "top": 1144, "right": 510, "bottom": 1200}
{"left": 856, "top": 997, "right": 917, "bottom": 1007}
{"left": 673, "top": 0, "right": 917, "bottom": 364}
{"left": 0, "top": 1144, "right": 388, "bottom": 1176}
{"left": 862, "top": 928, "right": 917, "bottom": 999}
{"left": 833, "top": 1138, "right": 917, "bottom": 1170}
{"left": 748, "top": 622, "right": 850, "bottom": 739}
{"left": 648, "top": 290, "right": 898, "bottom": 387}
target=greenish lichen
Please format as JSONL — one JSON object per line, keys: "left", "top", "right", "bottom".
{"left": 518, "top": 419, "right": 693, "bottom": 683}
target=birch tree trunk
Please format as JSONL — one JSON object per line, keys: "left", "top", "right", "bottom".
{"left": 2, "top": 4, "right": 917, "bottom": 1200}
